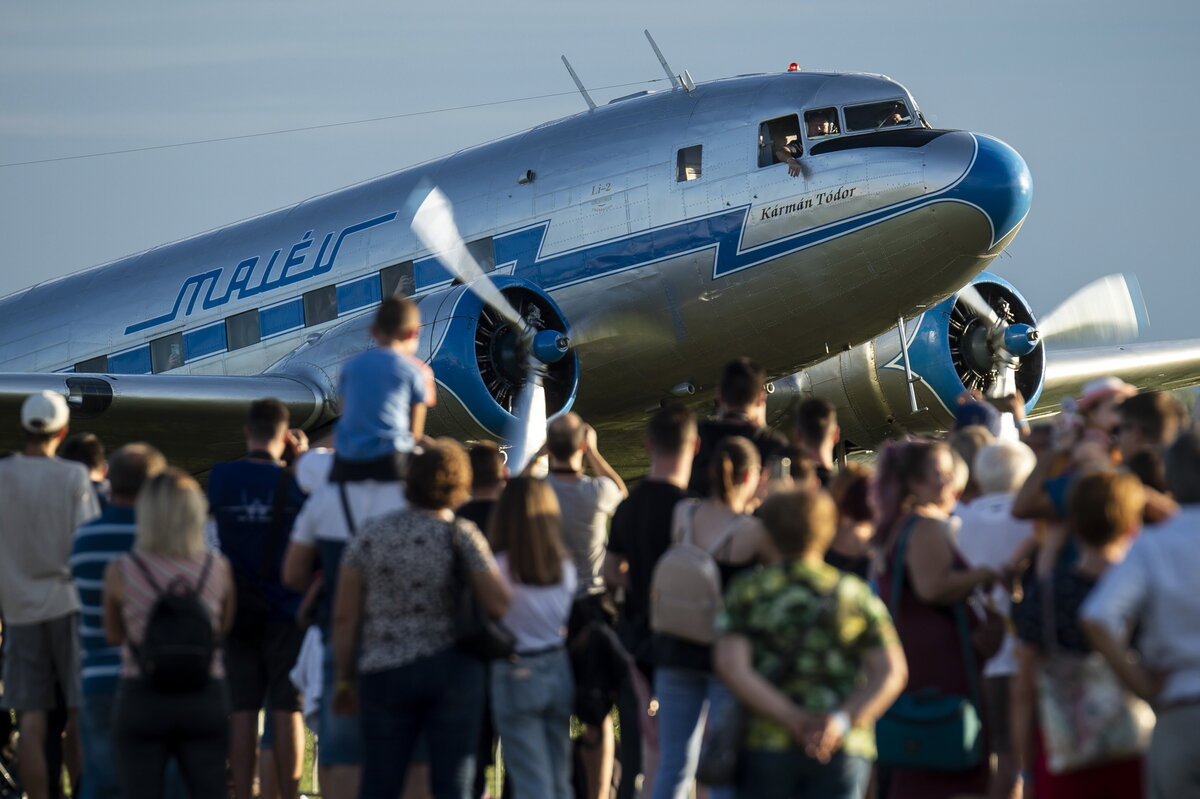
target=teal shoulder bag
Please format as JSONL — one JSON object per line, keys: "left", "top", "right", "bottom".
{"left": 874, "top": 517, "right": 984, "bottom": 772}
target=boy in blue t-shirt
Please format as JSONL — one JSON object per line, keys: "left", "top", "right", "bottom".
{"left": 334, "top": 296, "right": 434, "bottom": 478}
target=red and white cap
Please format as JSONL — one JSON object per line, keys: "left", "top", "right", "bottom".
{"left": 1076, "top": 376, "right": 1138, "bottom": 413}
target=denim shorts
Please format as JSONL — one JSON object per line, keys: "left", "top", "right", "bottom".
{"left": 318, "top": 647, "right": 363, "bottom": 765}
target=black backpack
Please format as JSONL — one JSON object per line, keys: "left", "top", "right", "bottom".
{"left": 129, "top": 552, "right": 216, "bottom": 693}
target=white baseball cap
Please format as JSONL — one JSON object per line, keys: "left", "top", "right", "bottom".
{"left": 21, "top": 390, "right": 70, "bottom": 434}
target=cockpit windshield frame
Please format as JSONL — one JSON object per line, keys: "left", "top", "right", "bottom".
{"left": 843, "top": 99, "right": 914, "bottom": 132}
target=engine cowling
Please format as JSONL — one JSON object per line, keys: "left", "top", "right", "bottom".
{"left": 766, "top": 272, "right": 1045, "bottom": 448}
{"left": 266, "top": 275, "right": 579, "bottom": 441}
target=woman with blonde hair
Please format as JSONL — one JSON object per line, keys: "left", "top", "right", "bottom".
{"left": 102, "top": 467, "right": 235, "bottom": 799}
{"left": 487, "top": 476, "right": 577, "bottom": 799}
{"left": 652, "top": 436, "right": 779, "bottom": 799}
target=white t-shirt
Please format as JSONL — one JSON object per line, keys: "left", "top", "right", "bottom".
{"left": 1083, "top": 506, "right": 1200, "bottom": 705}
{"left": 0, "top": 454, "right": 100, "bottom": 625}
{"left": 956, "top": 493, "right": 1033, "bottom": 677}
{"left": 496, "top": 552, "right": 577, "bottom": 653}
{"left": 290, "top": 480, "right": 409, "bottom": 546}
{"left": 546, "top": 473, "right": 623, "bottom": 595}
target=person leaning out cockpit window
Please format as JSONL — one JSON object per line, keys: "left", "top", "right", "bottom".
{"left": 775, "top": 136, "right": 804, "bottom": 177}
{"left": 778, "top": 109, "right": 839, "bottom": 178}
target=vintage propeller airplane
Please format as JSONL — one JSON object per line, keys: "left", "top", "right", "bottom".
{"left": 0, "top": 40, "right": 1194, "bottom": 469}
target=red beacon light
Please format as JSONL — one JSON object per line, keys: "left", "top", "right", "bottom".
{"left": 787, "top": 63, "right": 800, "bottom": 72}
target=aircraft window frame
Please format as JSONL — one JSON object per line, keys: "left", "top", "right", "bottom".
{"left": 843, "top": 99, "right": 913, "bottom": 132}
{"left": 226, "top": 309, "right": 261, "bottom": 351}
{"left": 149, "top": 332, "right": 184, "bottom": 374}
{"left": 303, "top": 285, "right": 338, "bottom": 327}
{"left": 468, "top": 237, "right": 495, "bottom": 273}
{"left": 75, "top": 355, "right": 108, "bottom": 374}
{"left": 676, "top": 145, "right": 702, "bottom": 182}
{"left": 803, "top": 107, "right": 841, "bottom": 142}
{"left": 758, "top": 114, "right": 801, "bottom": 168}
{"left": 380, "top": 260, "right": 416, "bottom": 297}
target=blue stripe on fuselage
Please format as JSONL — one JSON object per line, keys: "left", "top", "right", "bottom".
{"left": 124, "top": 134, "right": 1013, "bottom": 343}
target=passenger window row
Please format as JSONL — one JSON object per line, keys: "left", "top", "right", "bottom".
{"left": 74, "top": 237, "right": 494, "bottom": 374}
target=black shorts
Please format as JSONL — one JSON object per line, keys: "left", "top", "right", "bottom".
{"left": 223, "top": 620, "right": 304, "bottom": 713}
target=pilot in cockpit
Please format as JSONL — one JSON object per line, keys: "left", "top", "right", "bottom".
{"left": 777, "top": 109, "right": 839, "bottom": 177}
{"left": 805, "top": 109, "right": 838, "bottom": 138}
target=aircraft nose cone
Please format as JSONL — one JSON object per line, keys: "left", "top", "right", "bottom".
{"left": 955, "top": 134, "right": 1033, "bottom": 248}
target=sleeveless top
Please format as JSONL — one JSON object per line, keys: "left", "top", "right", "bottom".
{"left": 116, "top": 550, "right": 227, "bottom": 678}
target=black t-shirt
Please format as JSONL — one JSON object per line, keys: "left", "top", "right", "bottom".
{"left": 607, "top": 480, "right": 688, "bottom": 632}
{"left": 456, "top": 498, "right": 495, "bottom": 535}
{"left": 1015, "top": 566, "right": 1098, "bottom": 655}
{"left": 825, "top": 549, "right": 871, "bottom": 581}
{"left": 689, "top": 416, "right": 790, "bottom": 497}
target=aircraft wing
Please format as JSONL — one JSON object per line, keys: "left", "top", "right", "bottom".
{"left": 0, "top": 372, "right": 334, "bottom": 473}
{"left": 1032, "top": 338, "right": 1200, "bottom": 417}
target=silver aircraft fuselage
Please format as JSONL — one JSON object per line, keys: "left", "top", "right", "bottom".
{"left": 0, "top": 70, "right": 1031, "bottom": 453}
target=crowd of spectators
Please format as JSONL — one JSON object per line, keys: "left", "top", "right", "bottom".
{"left": 1, "top": 297, "right": 1199, "bottom": 799}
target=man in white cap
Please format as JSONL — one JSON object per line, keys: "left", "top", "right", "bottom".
{"left": 0, "top": 391, "right": 100, "bottom": 799}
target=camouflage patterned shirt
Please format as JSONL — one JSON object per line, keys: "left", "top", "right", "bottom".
{"left": 718, "top": 559, "right": 898, "bottom": 759}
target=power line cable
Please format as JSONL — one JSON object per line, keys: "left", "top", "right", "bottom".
{"left": 0, "top": 78, "right": 668, "bottom": 169}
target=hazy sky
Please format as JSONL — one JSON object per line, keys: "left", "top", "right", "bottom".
{"left": 2, "top": 0, "right": 1196, "bottom": 342}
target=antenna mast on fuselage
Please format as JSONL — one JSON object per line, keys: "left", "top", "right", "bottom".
{"left": 644, "top": 30, "right": 695, "bottom": 93}
{"left": 560, "top": 55, "right": 597, "bottom": 112}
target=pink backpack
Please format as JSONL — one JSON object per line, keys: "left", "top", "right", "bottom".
{"left": 649, "top": 499, "right": 745, "bottom": 645}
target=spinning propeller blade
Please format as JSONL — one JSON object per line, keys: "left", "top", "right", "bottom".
{"left": 505, "top": 366, "right": 547, "bottom": 474}
{"left": 957, "top": 284, "right": 1001, "bottom": 329}
{"left": 1039, "top": 274, "right": 1143, "bottom": 349}
{"left": 410, "top": 185, "right": 526, "bottom": 332}
{"left": 409, "top": 184, "right": 568, "bottom": 467}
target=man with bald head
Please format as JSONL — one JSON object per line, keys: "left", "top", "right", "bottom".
{"left": 544, "top": 413, "right": 628, "bottom": 597}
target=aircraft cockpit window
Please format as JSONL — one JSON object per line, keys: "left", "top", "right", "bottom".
{"left": 380, "top": 261, "right": 416, "bottom": 297}
{"left": 803, "top": 108, "right": 840, "bottom": 140}
{"left": 844, "top": 100, "right": 913, "bottom": 132}
{"left": 227, "top": 310, "right": 261, "bottom": 350}
{"left": 303, "top": 286, "right": 338, "bottom": 327}
{"left": 676, "top": 145, "right": 702, "bottom": 182}
{"left": 75, "top": 355, "right": 108, "bottom": 373}
{"left": 758, "top": 115, "right": 801, "bottom": 168}
{"left": 150, "top": 333, "right": 184, "bottom": 373}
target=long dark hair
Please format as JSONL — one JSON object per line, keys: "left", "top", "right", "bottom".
{"left": 708, "top": 436, "right": 760, "bottom": 505}
{"left": 487, "top": 477, "right": 566, "bottom": 586}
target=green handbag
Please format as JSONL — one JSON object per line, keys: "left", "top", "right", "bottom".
{"left": 875, "top": 518, "right": 985, "bottom": 772}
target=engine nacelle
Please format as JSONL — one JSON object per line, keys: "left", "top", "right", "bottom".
{"left": 266, "top": 275, "right": 578, "bottom": 441}
{"left": 767, "top": 273, "right": 1045, "bottom": 448}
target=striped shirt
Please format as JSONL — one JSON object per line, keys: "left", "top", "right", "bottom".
{"left": 69, "top": 505, "right": 137, "bottom": 694}
{"left": 115, "top": 550, "right": 228, "bottom": 679}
